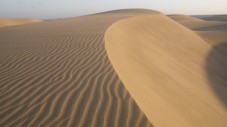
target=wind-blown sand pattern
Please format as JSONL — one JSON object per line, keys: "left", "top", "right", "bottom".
{"left": 0, "top": 18, "right": 41, "bottom": 27}
{"left": 105, "top": 13, "right": 227, "bottom": 127}
{"left": 0, "top": 9, "right": 159, "bottom": 127}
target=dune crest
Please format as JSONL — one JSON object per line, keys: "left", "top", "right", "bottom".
{"left": 105, "top": 14, "right": 227, "bottom": 127}
{"left": 0, "top": 18, "right": 41, "bottom": 27}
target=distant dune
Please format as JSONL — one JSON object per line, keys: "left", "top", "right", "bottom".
{"left": 198, "top": 15, "right": 227, "bottom": 22}
{"left": 168, "top": 14, "right": 203, "bottom": 22}
{"left": 0, "top": 18, "right": 41, "bottom": 27}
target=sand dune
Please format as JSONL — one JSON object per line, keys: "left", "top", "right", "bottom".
{"left": 1, "top": 9, "right": 227, "bottom": 127}
{"left": 0, "top": 18, "right": 41, "bottom": 27}
{"left": 0, "top": 9, "right": 158, "bottom": 127}
{"left": 105, "top": 13, "right": 227, "bottom": 127}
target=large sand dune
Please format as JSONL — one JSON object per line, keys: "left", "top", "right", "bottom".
{"left": 0, "top": 18, "right": 41, "bottom": 27}
{"left": 105, "top": 13, "right": 227, "bottom": 127}
{"left": 0, "top": 9, "right": 159, "bottom": 127}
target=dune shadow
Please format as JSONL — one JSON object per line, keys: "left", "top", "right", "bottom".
{"left": 206, "top": 42, "right": 227, "bottom": 108}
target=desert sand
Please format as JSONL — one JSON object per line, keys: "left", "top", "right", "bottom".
{"left": 0, "top": 18, "right": 41, "bottom": 27}
{"left": 1, "top": 9, "right": 227, "bottom": 127}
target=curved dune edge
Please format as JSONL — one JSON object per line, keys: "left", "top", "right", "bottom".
{"left": 105, "top": 14, "right": 227, "bottom": 127}
{"left": 0, "top": 18, "right": 41, "bottom": 27}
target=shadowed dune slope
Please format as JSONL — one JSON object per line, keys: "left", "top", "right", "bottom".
{"left": 0, "top": 18, "right": 41, "bottom": 27}
{"left": 0, "top": 9, "right": 159, "bottom": 127}
{"left": 105, "top": 14, "right": 227, "bottom": 127}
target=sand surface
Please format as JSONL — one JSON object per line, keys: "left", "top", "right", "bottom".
{"left": 105, "top": 13, "right": 227, "bottom": 127}
{"left": 0, "top": 18, "right": 41, "bottom": 27}
{"left": 0, "top": 9, "right": 159, "bottom": 127}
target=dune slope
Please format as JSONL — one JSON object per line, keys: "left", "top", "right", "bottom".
{"left": 0, "top": 9, "right": 159, "bottom": 127}
{"left": 105, "top": 14, "right": 227, "bottom": 127}
{"left": 0, "top": 18, "right": 41, "bottom": 27}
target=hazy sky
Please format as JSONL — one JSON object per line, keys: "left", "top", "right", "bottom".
{"left": 0, "top": 0, "right": 227, "bottom": 19}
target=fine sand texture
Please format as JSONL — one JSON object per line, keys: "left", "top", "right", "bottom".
{"left": 105, "top": 13, "right": 227, "bottom": 127}
{"left": 0, "top": 9, "right": 161, "bottom": 127}
{"left": 0, "top": 18, "right": 41, "bottom": 27}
